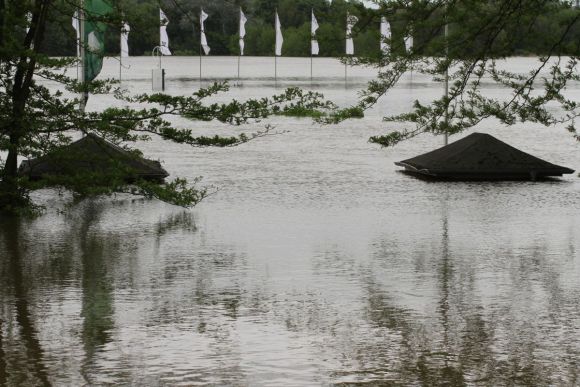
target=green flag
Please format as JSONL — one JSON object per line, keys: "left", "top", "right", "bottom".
{"left": 83, "top": 0, "right": 113, "bottom": 82}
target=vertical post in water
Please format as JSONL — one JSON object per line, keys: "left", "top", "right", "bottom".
{"left": 76, "top": 13, "right": 80, "bottom": 82}
{"left": 310, "top": 53, "right": 313, "bottom": 86}
{"left": 199, "top": 38, "right": 202, "bottom": 85}
{"left": 79, "top": 0, "right": 87, "bottom": 113}
{"left": 238, "top": 7, "right": 242, "bottom": 86}
{"left": 237, "top": 54, "right": 241, "bottom": 85}
{"left": 444, "top": 12, "right": 449, "bottom": 146}
{"left": 199, "top": 9, "right": 203, "bottom": 87}
{"left": 275, "top": 56, "right": 277, "bottom": 87}
{"left": 345, "top": 61, "right": 347, "bottom": 86}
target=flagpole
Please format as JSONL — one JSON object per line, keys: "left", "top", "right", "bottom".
{"left": 407, "top": 35, "right": 414, "bottom": 84}
{"left": 444, "top": 11, "right": 449, "bottom": 146}
{"left": 199, "top": 18, "right": 202, "bottom": 86}
{"left": 238, "top": 54, "right": 241, "bottom": 85}
{"left": 310, "top": 55, "right": 313, "bottom": 84}
{"left": 75, "top": 12, "right": 80, "bottom": 82}
{"left": 120, "top": 22, "right": 123, "bottom": 83}
{"left": 199, "top": 46, "right": 202, "bottom": 85}
{"left": 344, "top": 12, "right": 350, "bottom": 87}
{"left": 199, "top": 10, "right": 203, "bottom": 86}
{"left": 345, "top": 15, "right": 347, "bottom": 86}
{"left": 274, "top": 9, "right": 278, "bottom": 87}
{"left": 120, "top": 22, "right": 125, "bottom": 83}
{"left": 310, "top": 9, "right": 313, "bottom": 85}
{"left": 345, "top": 12, "right": 348, "bottom": 86}
{"left": 79, "top": 0, "right": 87, "bottom": 113}
{"left": 238, "top": 7, "right": 242, "bottom": 85}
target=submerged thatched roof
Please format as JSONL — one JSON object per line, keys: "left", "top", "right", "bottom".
{"left": 19, "top": 134, "right": 169, "bottom": 182}
{"left": 396, "top": 133, "right": 574, "bottom": 180}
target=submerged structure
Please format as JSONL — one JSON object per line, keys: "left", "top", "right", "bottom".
{"left": 19, "top": 133, "right": 169, "bottom": 182}
{"left": 396, "top": 132, "right": 574, "bottom": 180}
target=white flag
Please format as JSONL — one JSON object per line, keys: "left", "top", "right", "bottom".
{"left": 380, "top": 17, "right": 391, "bottom": 54}
{"left": 26, "top": 12, "right": 32, "bottom": 34}
{"left": 311, "top": 11, "right": 319, "bottom": 56}
{"left": 275, "top": 11, "right": 283, "bottom": 56}
{"left": 239, "top": 8, "right": 247, "bottom": 55}
{"left": 72, "top": 11, "right": 80, "bottom": 57}
{"left": 121, "top": 22, "right": 130, "bottom": 58}
{"left": 404, "top": 34, "right": 413, "bottom": 53}
{"left": 200, "top": 9, "right": 210, "bottom": 55}
{"left": 159, "top": 8, "right": 172, "bottom": 56}
{"left": 346, "top": 12, "right": 358, "bottom": 55}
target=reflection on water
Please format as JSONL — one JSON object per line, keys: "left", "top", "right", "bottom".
{"left": 0, "top": 218, "right": 50, "bottom": 387}
{"left": 0, "top": 196, "right": 579, "bottom": 385}
{"left": 1, "top": 57, "right": 580, "bottom": 385}
{"left": 77, "top": 203, "right": 115, "bottom": 384}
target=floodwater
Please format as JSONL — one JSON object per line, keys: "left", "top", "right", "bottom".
{"left": 1, "top": 57, "right": 580, "bottom": 386}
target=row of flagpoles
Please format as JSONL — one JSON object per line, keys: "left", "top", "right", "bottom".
{"left": 72, "top": 7, "right": 415, "bottom": 83}
{"left": 69, "top": 3, "right": 422, "bottom": 111}
{"left": 69, "top": 2, "right": 446, "bottom": 145}
{"left": 179, "top": 8, "right": 411, "bottom": 84}
{"left": 148, "top": 8, "right": 413, "bottom": 60}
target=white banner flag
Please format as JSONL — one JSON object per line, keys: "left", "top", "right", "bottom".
{"left": 159, "top": 9, "right": 172, "bottom": 56}
{"left": 72, "top": 11, "right": 80, "bottom": 57}
{"left": 275, "top": 11, "right": 283, "bottom": 56}
{"left": 239, "top": 8, "right": 247, "bottom": 55}
{"left": 26, "top": 12, "right": 32, "bottom": 34}
{"left": 200, "top": 9, "right": 210, "bottom": 55}
{"left": 311, "top": 11, "right": 319, "bottom": 56}
{"left": 346, "top": 12, "right": 358, "bottom": 55}
{"left": 404, "top": 34, "right": 413, "bottom": 53}
{"left": 380, "top": 17, "right": 391, "bottom": 54}
{"left": 121, "top": 22, "right": 130, "bottom": 57}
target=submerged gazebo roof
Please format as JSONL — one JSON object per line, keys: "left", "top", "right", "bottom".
{"left": 19, "top": 133, "right": 169, "bottom": 182}
{"left": 395, "top": 133, "right": 574, "bottom": 180}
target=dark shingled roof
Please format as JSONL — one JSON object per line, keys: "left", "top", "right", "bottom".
{"left": 395, "top": 132, "right": 574, "bottom": 180}
{"left": 19, "top": 133, "right": 169, "bottom": 182}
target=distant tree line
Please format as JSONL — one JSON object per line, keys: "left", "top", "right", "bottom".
{"left": 40, "top": 0, "right": 580, "bottom": 58}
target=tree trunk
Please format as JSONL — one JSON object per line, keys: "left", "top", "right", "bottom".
{"left": 2, "top": 218, "right": 51, "bottom": 386}
{"left": 0, "top": 0, "right": 5, "bottom": 53}
{"left": 1, "top": 0, "right": 50, "bottom": 203}
{"left": 3, "top": 136, "right": 20, "bottom": 180}
{"left": 0, "top": 136, "right": 21, "bottom": 209}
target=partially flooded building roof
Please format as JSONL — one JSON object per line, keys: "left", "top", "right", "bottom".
{"left": 395, "top": 133, "right": 574, "bottom": 180}
{"left": 19, "top": 133, "right": 169, "bottom": 182}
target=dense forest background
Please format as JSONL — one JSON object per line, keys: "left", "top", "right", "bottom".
{"left": 41, "top": 0, "right": 580, "bottom": 58}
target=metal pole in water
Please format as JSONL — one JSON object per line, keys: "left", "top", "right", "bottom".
{"left": 199, "top": 39, "right": 202, "bottom": 85}
{"left": 275, "top": 56, "right": 277, "bottom": 87}
{"left": 79, "top": 0, "right": 87, "bottom": 113}
{"left": 444, "top": 13, "right": 449, "bottom": 146}
{"left": 76, "top": 17, "right": 80, "bottom": 82}
{"left": 238, "top": 55, "right": 241, "bottom": 85}
{"left": 310, "top": 55, "right": 314, "bottom": 85}
{"left": 152, "top": 46, "right": 165, "bottom": 91}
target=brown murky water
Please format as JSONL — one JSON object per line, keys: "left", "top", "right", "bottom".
{"left": 1, "top": 57, "right": 579, "bottom": 386}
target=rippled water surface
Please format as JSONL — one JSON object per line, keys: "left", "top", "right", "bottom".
{"left": 1, "top": 57, "right": 580, "bottom": 386}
